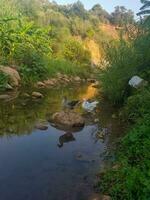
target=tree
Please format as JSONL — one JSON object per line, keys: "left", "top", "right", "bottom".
{"left": 137, "top": 0, "right": 150, "bottom": 16}
{"left": 67, "top": 1, "right": 88, "bottom": 19}
{"left": 63, "top": 39, "right": 91, "bottom": 65}
{"left": 111, "top": 6, "right": 134, "bottom": 26}
{"left": 90, "top": 4, "right": 110, "bottom": 23}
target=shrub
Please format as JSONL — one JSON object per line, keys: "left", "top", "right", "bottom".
{"left": 100, "top": 40, "right": 138, "bottom": 104}
{"left": 122, "top": 88, "right": 150, "bottom": 122}
{"left": 63, "top": 39, "right": 91, "bottom": 66}
{"left": 46, "top": 58, "right": 90, "bottom": 78}
{"left": 19, "top": 54, "right": 48, "bottom": 84}
{"left": 98, "top": 114, "right": 150, "bottom": 200}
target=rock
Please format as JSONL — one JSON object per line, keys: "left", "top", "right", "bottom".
{"left": 74, "top": 76, "right": 81, "bottom": 82}
{"left": 87, "top": 78, "right": 96, "bottom": 83}
{"left": 112, "top": 114, "right": 117, "bottom": 119}
{"left": 0, "top": 66, "right": 21, "bottom": 87}
{"left": 35, "top": 122, "right": 48, "bottom": 131}
{"left": 63, "top": 78, "right": 70, "bottom": 83}
{"left": 5, "top": 84, "right": 13, "bottom": 90}
{"left": 43, "top": 79, "right": 55, "bottom": 86}
{"left": 128, "top": 75, "right": 147, "bottom": 89}
{"left": 36, "top": 81, "right": 46, "bottom": 88}
{"left": 94, "top": 118, "right": 99, "bottom": 123}
{"left": 92, "top": 81, "right": 99, "bottom": 88}
{"left": 32, "top": 92, "right": 44, "bottom": 98}
{"left": 88, "top": 193, "right": 101, "bottom": 200}
{"left": 112, "top": 164, "right": 120, "bottom": 170}
{"left": 21, "top": 102, "right": 27, "bottom": 106}
{"left": 56, "top": 72, "right": 62, "bottom": 78}
{"left": 101, "top": 195, "right": 111, "bottom": 200}
{"left": 96, "top": 128, "right": 108, "bottom": 140}
{"left": 0, "top": 94, "right": 11, "bottom": 100}
{"left": 51, "top": 111, "right": 85, "bottom": 128}
{"left": 23, "top": 93, "right": 30, "bottom": 98}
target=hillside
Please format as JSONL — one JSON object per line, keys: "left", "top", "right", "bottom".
{"left": 0, "top": 0, "right": 134, "bottom": 88}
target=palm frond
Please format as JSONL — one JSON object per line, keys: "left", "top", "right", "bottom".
{"left": 141, "top": 0, "right": 149, "bottom": 3}
{"left": 137, "top": 9, "right": 150, "bottom": 15}
{"left": 140, "top": 1, "right": 150, "bottom": 10}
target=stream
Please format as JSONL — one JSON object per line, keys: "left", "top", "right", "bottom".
{"left": 0, "top": 84, "right": 124, "bottom": 200}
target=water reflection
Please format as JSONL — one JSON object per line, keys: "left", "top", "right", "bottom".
{"left": 0, "top": 84, "right": 96, "bottom": 136}
{"left": 0, "top": 83, "right": 125, "bottom": 200}
{"left": 57, "top": 132, "right": 76, "bottom": 148}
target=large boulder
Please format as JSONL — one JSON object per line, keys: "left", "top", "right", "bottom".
{"left": 51, "top": 111, "right": 85, "bottom": 129}
{"left": 0, "top": 66, "right": 21, "bottom": 87}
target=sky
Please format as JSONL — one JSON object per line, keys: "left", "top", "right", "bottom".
{"left": 53, "top": 0, "right": 142, "bottom": 16}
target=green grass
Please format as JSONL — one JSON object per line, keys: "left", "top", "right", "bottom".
{"left": 97, "top": 114, "right": 150, "bottom": 200}
{"left": 99, "top": 40, "right": 138, "bottom": 105}
{"left": 46, "top": 58, "right": 91, "bottom": 78}
{"left": 19, "top": 58, "right": 91, "bottom": 86}
{"left": 97, "top": 30, "right": 150, "bottom": 200}
{"left": 97, "top": 87, "right": 150, "bottom": 200}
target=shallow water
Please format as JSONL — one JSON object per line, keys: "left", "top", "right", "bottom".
{"left": 0, "top": 84, "right": 124, "bottom": 200}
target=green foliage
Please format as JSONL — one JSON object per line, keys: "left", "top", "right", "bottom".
{"left": 0, "top": 72, "right": 9, "bottom": 90}
{"left": 19, "top": 56, "right": 48, "bottom": 84}
{"left": 90, "top": 4, "right": 110, "bottom": 23}
{"left": 98, "top": 114, "right": 150, "bottom": 200}
{"left": 0, "top": 0, "right": 135, "bottom": 88}
{"left": 122, "top": 88, "right": 150, "bottom": 122}
{"left": 46, "top": 59, "right": 90, "bottom": 78}
{"left": 98, "top": 5, "right": 150, "bottom": 199}
{"left": 63, "top": 39, "right": 91, "bottom": 66}
{"left": 100, "top": 40, "right": 138, "bottom": 104}
{"left": 111, "top": 6, "right": 134, "bottom": 26}
{"left": 133, "top": 32, "right": 150, "bottom": 79}
{"left": 137, "top": 0, "right": 150, "bottom": 16}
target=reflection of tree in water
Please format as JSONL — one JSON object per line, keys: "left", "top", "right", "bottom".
{"left": 57, "top": 132, "right": 76, "bottom": 148}
{"left": 0, "top": 84, "right": 95, "bottom": 137}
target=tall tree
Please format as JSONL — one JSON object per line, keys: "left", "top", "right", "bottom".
{"left": 111, "top": 6, "right": 134, "bottom": 26}
{"left": 90, "top": 4, "right": 110, "bottom": 22}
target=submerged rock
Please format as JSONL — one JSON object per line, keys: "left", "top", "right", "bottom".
{"left": 35, "top": 119, "right": 49, "bottom": 131}
{"left": 32, "top": 92, "right": 44, "bottom": 98}
{"left": 35, "top": 123, "right": 48, "bottom": 131}
{"left": 51, "top": 111, "right": 85, "bottom": 129}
